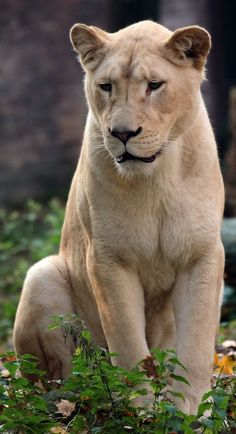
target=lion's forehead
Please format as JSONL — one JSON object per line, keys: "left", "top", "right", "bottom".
{"left": 96, "top": 62, "right": 147, "bottom": 82}
{"left": 96, "top": 49, "right": 170, "bottom": 83}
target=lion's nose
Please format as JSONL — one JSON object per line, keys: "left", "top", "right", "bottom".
{"left": 110, "top": 127, "right": 142, "bottom": 144}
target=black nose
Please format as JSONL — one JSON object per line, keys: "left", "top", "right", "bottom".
{"left": 110, "top": 127, "right": 142, "bottom": 144}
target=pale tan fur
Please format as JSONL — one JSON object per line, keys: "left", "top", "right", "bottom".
{"left": 14, "top": 21, "right": 224, "bottom": 413}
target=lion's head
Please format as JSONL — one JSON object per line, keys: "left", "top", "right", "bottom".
{"left": 70, "top": 20, "right": 211, "bottom": 176}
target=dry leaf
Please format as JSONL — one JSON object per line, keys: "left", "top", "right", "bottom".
{"left": 35, "top": 380, "right": 46, "bottom": 391}
{"left": 5, "top": 355, "right": 17, "bottom": 362}
{"left": 1, "top": 369, "right": 10, "bottom": 378}
{"left": 125, "top": 410, "right": 135, "bottom": 417}
{"left": 55, "top": 399, "right": 76, "bottom": 417}
{"left": 52, "top": 429, "right": 86, "bottom": 434}
{"left": 142, "top": 356, "right": 157, "bottom": 378}
{"left": 0, "top": 355, "right": 17, "bottom": 363}
{"left": 50, "top": 427, "right": 68, "bottom": 433}
{"left": 80, "top": 395, "right": 90, "bottom": 401}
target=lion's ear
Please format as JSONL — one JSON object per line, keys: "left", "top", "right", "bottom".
{"left": 70, "top": 24, "right": 108, "bottom": 71}
{"left": 163, "top": 26, "right": 211, "bottom": 69}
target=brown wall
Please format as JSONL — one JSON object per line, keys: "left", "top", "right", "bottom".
{"left": 1, "top": 0, "right": 234, "bottom": 207}
{"left": 0, "top": 0, "right": 110, "bottom": 206}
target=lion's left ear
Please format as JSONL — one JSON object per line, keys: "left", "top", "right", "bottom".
{"left": 163, "top": 26, "right": 211, "bottom": 69}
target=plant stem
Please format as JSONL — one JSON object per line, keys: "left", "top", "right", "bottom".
{"left": 95, "top": 354, "right": 117, "bottom": 416}
{"left": 163, "top": 411, "right": 168, "bottom": 433}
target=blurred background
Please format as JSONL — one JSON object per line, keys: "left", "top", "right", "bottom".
{"left": 0, "top": 0, "right": 235, "bottom": 345}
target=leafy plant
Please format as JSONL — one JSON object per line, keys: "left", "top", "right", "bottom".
{"left": 0, "top": 353, "right": 57, "bottom": 433}
{"left": 0, "top": 201, "right": 235, "bottom": 432}
{"left": 0, "top": 316, "right": 235, "bottom": 433}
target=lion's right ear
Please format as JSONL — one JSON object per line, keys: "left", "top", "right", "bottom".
{"left": 70, "top": 24, "right": 108, "bottom": 71}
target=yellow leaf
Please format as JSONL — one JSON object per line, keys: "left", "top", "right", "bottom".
{"left": 214, "top": 352, "right": 219, "bottom": 366}
{"left": 215, "top": 355, "right": 236, "bottom": 375}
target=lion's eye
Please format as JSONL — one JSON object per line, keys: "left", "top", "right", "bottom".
{"left": 99, "top": 83, "right": 112, "bottom": 92}
{"left": 148, "top": 81, "right": 165, "bottom": 91}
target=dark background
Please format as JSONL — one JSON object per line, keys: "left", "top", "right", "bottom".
{"left": 1, "top": 0, "right": 236, "bottom": 211}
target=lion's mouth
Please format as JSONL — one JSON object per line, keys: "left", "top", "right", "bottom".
{"left": 116, "top": 149, "right": 162, "bottom": 164}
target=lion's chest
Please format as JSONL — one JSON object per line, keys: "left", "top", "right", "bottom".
{"left": 92, "top": 199, "right": 185, "bottom": 294}
{"left": 89, "top": 179, "right": 211, "bottom": 295}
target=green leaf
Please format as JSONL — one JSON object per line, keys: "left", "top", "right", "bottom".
{"left": 170, "top": 373, "right": 190, "bottom": 386}
{"left": 81, "top": 330, "right": 91, "bottom": 343}
{"left": 201, "top": 390, "right": 213, "bottom": 401}
{"left": 168, "top": 389, "right": 185, "bottom": 402}
{"left": 169, "top": 356, "right": 187, "bottom": 371}
{"left": 197, "top": 401, "right": 212, "bottom": 417}
{"left": 3, "top": 360, "right": 20, "bottom": 377}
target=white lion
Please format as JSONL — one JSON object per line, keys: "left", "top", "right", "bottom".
{"left": 14, "top": 20, "right": 224, "bottom": 413}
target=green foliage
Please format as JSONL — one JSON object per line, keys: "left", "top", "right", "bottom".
{"left": 0, "top": 202, "right": 235, "bottom": 431}
{"left": 0, "top": 199, "right": 64, "bottom": 341}
{"left": 0, "top": 317, "right": 235, "bottom": 433}
{"left": 0, "top": 353, "right": 56, "bottom": 433}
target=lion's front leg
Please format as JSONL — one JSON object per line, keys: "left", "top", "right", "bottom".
{"left": 87, "top": 247, "right": 150, "bottom": 369}
{"left": 171, "top": 243, "right": 224, "bottom": 414}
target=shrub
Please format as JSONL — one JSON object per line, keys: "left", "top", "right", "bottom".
{"left": 0, "top": 316, "right": 235, "bottom": 433}
{"left": 0, "top": 201, "right": 235, "bottom": 432}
